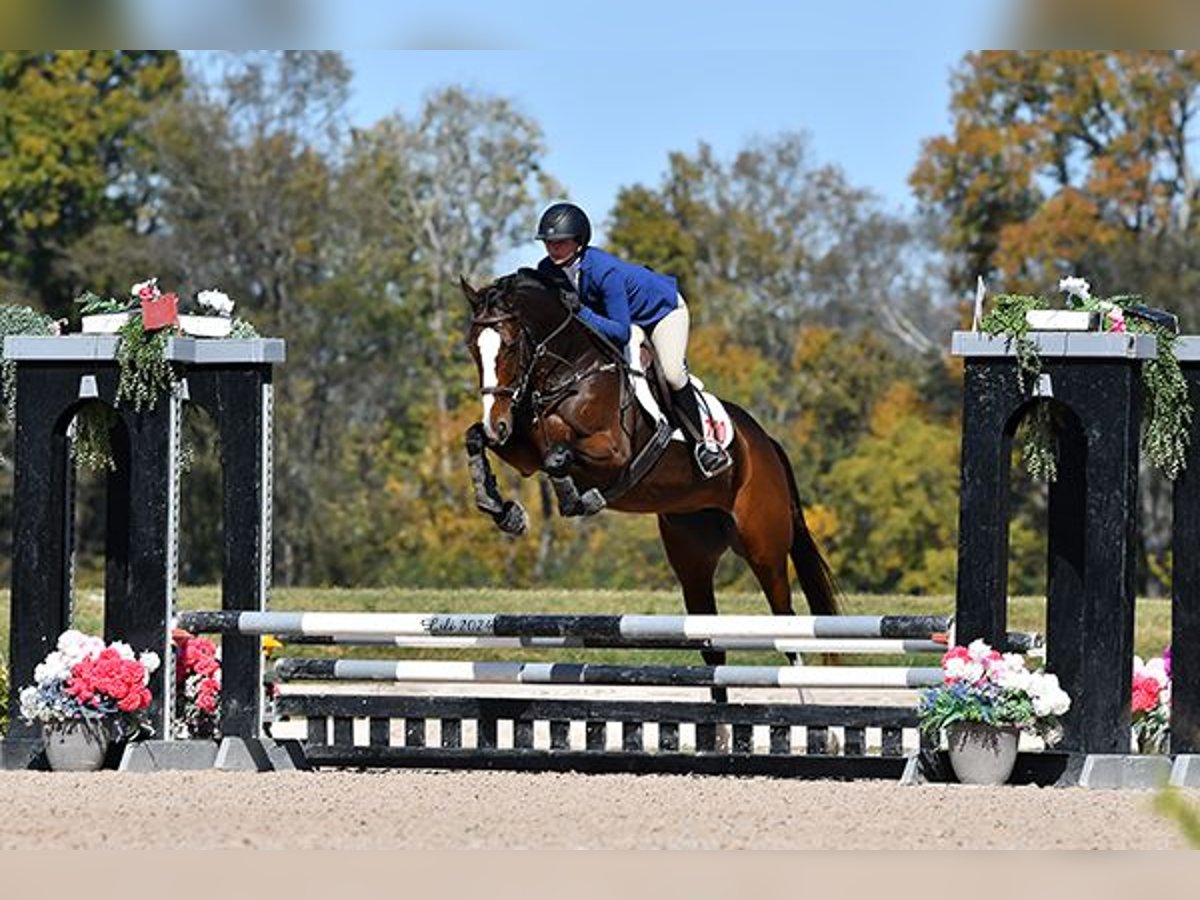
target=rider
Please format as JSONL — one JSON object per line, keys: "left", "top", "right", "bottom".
{"left": 535, "top": 201, "right": 732, "bottom": 478}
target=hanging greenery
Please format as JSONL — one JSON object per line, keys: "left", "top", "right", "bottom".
{"left": 115, "top": 315, "right": 174, "bottom": 412}
{"left": 981, "top": 279, "right": 1192, "bottom": 482}
{"left": 0, "top": 304, "right": 59, "bottom": 421}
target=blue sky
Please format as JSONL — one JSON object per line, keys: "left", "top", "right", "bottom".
{"left": 344, "top": 48, "right": 973, "bottom": 268}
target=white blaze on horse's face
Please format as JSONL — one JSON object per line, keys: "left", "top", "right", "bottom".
{"left": 477, "top": 327, "right": 503, "bottom": 440}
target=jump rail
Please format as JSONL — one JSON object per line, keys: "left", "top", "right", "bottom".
{"left": 272, "top": 658, "right": 944, "bottom": 689}
{"left": 273, "top": 635, "right": 950, "bottom": 654}
{"left": 177, "top": 610, "right": 1041, "bottom": 652}
{"left": 179, "top": 610, "right": 953, "bottom": 640}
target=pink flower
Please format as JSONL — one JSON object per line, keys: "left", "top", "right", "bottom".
{"left": 1132, "top": 672, "right": 1162, "bottom": 713}
{"left": 1106, "top": 308, "right": 1126, "bottom": 333}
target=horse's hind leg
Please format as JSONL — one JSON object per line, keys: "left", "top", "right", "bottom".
{"left": 658, "top": 510, "right": 733, "bottom": 704}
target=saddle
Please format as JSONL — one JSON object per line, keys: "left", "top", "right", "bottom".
{"left": 633, "top": 336, "right": 735, "bottom": 451}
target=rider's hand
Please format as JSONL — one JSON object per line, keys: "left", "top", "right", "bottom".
{"left": 562, "top": 291, "right": 582, "bottom": 313}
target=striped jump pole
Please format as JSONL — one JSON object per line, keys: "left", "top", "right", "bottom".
{"left": 272, "top": 658, "right": 944, "bottom": 689}
{"left": 272, "top": 634, "right": 949, "bottom": 654}
{"left": 178, "top": 610, "right": 954, "bottom": 642}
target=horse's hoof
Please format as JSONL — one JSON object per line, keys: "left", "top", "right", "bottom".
{"left": 578, "top": 488, "right": 606, "bottom": 516}
{"left": 495, "top": 500, "right": 528, "bottom": 535}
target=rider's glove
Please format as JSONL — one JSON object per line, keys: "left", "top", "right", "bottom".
{"left": 562, "top": 291, "right": 582, "bottom": 313}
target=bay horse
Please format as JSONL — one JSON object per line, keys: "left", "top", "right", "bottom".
{"left": 461, "top": 268, "right": 840, "bottom": 673}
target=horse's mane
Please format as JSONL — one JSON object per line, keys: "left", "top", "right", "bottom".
{"left": 482, "top": 268, "right": 567, "bottom": 321}
{"left": 481, "top": 267, "right": 624, "bottom": 360}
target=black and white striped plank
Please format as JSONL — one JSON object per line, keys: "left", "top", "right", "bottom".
{"left": 272, "top": 657, "right": 943, "bottom": 688}
{"left": 270, "top": 634, "right": 949, "bottom": 654}
{"left": 178, "top": 610, "right": 955, "bottom": 641}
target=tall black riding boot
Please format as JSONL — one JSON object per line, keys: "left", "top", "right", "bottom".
{"left": 670, "top": 385, "right": 731, "bottom": 478}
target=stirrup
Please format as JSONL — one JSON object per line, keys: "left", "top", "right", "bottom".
{"left": 694, "top": 441, "right": 732, "bottom": 478}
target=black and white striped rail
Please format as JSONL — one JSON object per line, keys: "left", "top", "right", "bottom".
{"left": 274, "top": 634, "right": 950, "bottom": 654}
{"left": 179, "top": 610, "right": 954, "bottom": 641}
{"left": 178, "top": 610, "right": 1042, "bottom": 653}
{"left": 272, "top": 658, "right": 944, "bottom": 689}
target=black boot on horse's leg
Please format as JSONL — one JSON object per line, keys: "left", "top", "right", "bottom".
{"left": 545, "top": 444, "right": 606, "bottom": 517}
{"left": 465, "top": 423, "right": 528, "bottom": 535}
{"left": 670, "top": 386, "right": 731, "bottom": 478}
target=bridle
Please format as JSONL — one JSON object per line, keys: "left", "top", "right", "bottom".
{"left": 473, "top": 297, "right": 607, "bottom": 415}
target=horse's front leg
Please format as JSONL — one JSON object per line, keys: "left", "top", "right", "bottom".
{"left": 544, "top": 443, "right": 606, "bottom": 516}
{"left": 464, "top": 422, "right": 528, "bottom": 535}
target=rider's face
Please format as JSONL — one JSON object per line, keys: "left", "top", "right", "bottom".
{"left": 543, "top": 238, "right": 580, "bottom": 265}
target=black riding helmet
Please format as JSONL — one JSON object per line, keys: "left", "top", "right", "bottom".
{"left": 536, "top": 202, "right": 592, "bottom": 247}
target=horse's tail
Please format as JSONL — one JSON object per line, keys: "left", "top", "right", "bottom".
{"left": 769, "top": 437, "right": 841, "bottom": 617}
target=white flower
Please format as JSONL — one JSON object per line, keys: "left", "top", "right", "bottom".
{"left": 992, "top": 655, "right": 1032, "bottom": 692}
{"left": 966, "top": 638, "right": 995, "bottom": 662}
{"left": 110, "top": 640, "right": 135, "bottom": 661}
{"left": 18, "top": 685, "right": 41, "bottom": 720}
{"left": 945, "top": 656, "right": 985, "bottom": 685}
{"left": 1058, "top": 276, "right": 1091, "bottom": 301}
{"left": 197, "top": 289, "right": 234, "bottom": 317}
{"left": 33, "top": 652, "right": 70, "bottom": 685}
{"left": 140, "top": 651, "right": 161, "bottom": 676}
{"left": 1029, "top": 672, "right": 1071, "bottom": 717}
{"left": 57, "top": 629, "right": 104, "bottom": 664}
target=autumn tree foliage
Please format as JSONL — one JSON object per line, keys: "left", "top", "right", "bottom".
{"left": 912, "top": 51, "right": 1200, "bottom": 318}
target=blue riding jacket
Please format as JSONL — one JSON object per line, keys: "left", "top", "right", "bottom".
{"left": 537, "top": 247, "right": 679, "bottom": 345}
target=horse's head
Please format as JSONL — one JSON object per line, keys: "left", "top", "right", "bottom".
{"left": 463, "top": 269, "right": 585, "bottom": 445}
{"left": 463, "top": 273, "right": 533, "bottom": 445}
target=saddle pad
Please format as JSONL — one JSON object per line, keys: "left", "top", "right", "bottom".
{"left": 670, "top": 389, "right": 735, "bottom": 449}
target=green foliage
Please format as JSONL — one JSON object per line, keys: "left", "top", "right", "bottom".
{"left": 73, "top": 291, "right": 128, "bottom": 316}
{"left": 918, "top": 681, "right": 1041, "bottom": 735}
{"left": 820, "top": 383, "right": 962, "bottom": 594}
{"left": 1141, "top": 325, "right": 1192, "bottom": 480}
{"left": 981, "top": 291, "right": 1193, "bottom": 482}
{"left": 0, "top": 52, "right": 183, "bottom": 314}
{"left": 71, "top": 405, "right": 119, "bottom": 472}
{"left": 115, "top": 316, "right": 173, "bottom": 412}
{"left": 980, "top": 294, "right": 1045, "bottom": 391}
{"left": 0, "top": 302, "right": 56, "bottom": 421}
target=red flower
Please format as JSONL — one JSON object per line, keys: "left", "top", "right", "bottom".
{"left": 942, "top": 646, "right": 970, "bottom": 665}
{"left": 66, "top": 648, "right": 152, "bottom": 713}
{"left": 1131, "top": 673, "right": 1162, "bottom": 713}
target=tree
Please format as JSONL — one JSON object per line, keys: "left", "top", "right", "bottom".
{"left": 818, "top": 383, "right": 961, "bottom": 594}
{"left": 911, "top": 51, "right": 1200, "bottom": 308}
{"left": 912, "top": 51, "right": 1200, "bottom": 592}
{"left": 351, "top": 87, "right": 561, "bottom": 416}
{"left": 138, "top": 52, "right": 355, "bottom": 585}
{"left": 0, "top": 51, "right": 182, "bottom": 314}
{"left": 608, "top": 134, "right": 949, "bottom": 358}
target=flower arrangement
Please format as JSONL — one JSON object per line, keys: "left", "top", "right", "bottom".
{"left": 171, "top": 629, "right": 222, "bottom": 739}
{"left": 981, "top": 277, "right": 1191, "bottom": 482}
{"left": 1132, "top": 648, "right": 1171, "bottom": 754}
{"left": 18, "top": 629, "right": 161, "bottom": 740}
{"left": 69, "top": 277, "right": 260, "bottom": 471}
{"left": 918, "top": 639, "right": 1071, "bottom": 742}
